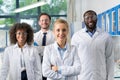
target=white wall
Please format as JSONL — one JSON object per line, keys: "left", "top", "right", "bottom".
{"left": 73, "top": 0, "right": 120, "bottom": 30}
{"left": 83, "top": 0, "right": 120, "bottom": 14}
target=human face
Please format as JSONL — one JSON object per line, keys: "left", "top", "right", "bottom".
{"left": 53, "top": 23, "right": 68, "bottom": 44}
{"left": 84, "top": 12, "right": 97, "bottom": 31}
{"left": 16, "top": 29, "right": 27, "bottom": 47}
{"left": 38, "top": 15, "right": 51, "bottom": 30}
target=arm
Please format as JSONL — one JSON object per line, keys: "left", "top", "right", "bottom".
{"left": 0, "top": 48, "right": 9, "bottom": 80}
{"left": 71, "top": 33, "right": 79, "bottom": 47}
{"left": 33, "top": 48, "right": 42, "bottom": 80}
{"left": 52, "top": 46, "right": 81, "bottom": 76}
{"left": 42, "top": 46, "right": 63, "bottom": 79}
{"left": 59, "top": 46, "right": 80, "bottom": 76}
{"left": 105, "top": 36, "right": 114, "bottom": 80}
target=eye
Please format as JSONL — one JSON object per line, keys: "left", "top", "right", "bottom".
{"left": 16, "top": 32, "right": 21, "bottom": 35}
{"left": 40, "top": 19, "right": 49, "bottom": 22}
{"left": 84, "top": 15, "right": 97, "bottom": 20}
{"left": 56, "top": 29, "right": 60, "bottom": 32}
{"left": 62, "top": 29, "right": 66, "bottom": 32}
{"left": 16, "top": 32, "right": 27, "bottom": 36}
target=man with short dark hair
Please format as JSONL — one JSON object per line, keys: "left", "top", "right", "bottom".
{"left": 34, "top": 13, "right": 55, "bottom": 80}
{"left": 71, "top": 10, "right": 114, "bottom": 80}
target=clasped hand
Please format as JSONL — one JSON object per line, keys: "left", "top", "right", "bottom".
{"left": 51, "top": 65, "right": 58, "bottom": 72}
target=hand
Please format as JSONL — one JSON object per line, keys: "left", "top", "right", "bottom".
{"left": 51, "top": 65, "right": 58, "bottom": 72}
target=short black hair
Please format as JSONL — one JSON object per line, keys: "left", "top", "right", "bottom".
{"left": 83, "top": 10, "right": 97, "bottom": 17}
{"left": 38, "top": 13, "right": 51, "bottom": 20}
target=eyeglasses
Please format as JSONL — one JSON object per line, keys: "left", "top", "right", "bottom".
{"left": 84, "top": 15, "right": 97, "bottom": 20}
{"left": 40, "top": 19, "right": 50, "bottom": 22}
{"left": 16, "top": 32, "right": 27, "bottom": 36}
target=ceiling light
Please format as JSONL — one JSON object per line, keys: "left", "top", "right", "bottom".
{"left": 13, "top": 1, "right": 47, "bottom": 13}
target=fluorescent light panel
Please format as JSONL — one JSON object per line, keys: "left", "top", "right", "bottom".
{"left": 13, "top": 1, "right": 47, "bottom": 13}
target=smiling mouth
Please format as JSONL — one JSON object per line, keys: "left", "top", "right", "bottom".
{"left": 89, "top": 23, "right": 93, "bottom": 26}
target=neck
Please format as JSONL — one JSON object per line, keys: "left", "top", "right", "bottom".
{"left": 57, "top": 40, "right": 66, "bottom": 48}
{"left": 18, "top": 43, "right": 25, "bottom": 48}
{"left": 41, "top": 28, "right": 49, "bottom": 33}
{"left": 87, "top": 27, "right": 96, "bottom": 32}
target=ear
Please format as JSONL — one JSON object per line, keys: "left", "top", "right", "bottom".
{"left": 38, "top": 20, "right": 40, "bottom": 26}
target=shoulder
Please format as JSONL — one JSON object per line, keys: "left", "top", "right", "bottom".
{"left": 34, "top": 31, "right": 41, "bottom": 36}
{"left": 66, "top": 44, "right": 78, "bottom": 56}
{"left": 3, "top": 45, "right": 15, "bottom": 56}
{"left": 100, "top": 30, "right": 111, "bottom": 38}
{"left": 66, "top": 43, "right": 77, "bottom": 51}
{"left": 45, "top": 43, "right": 54, "bottom": 50}
{"left": 26, "top": 45, "right": 40, "bottom": 55}
{"left": 72, "top": 29, "right": 84, "bottom": 37}
{"left": 97, "top": 28, "right": 112, "bottom": 41}
{"left": 70, "top": 44, "right": 77, "bottom": 51}
{"left": 47, "top": 30, "right": 54, "bottom": 35}
{"left": 71, "top": 29, "right": 83, "bottom": 42}
{"left": 27, "top": 45, "right": 37, "bottom": 51}
{"left": 5, "top": 45, "right": 14, "bottom": 51}
{"left": 48, "top": 30, "right": 53, "bottom": 32}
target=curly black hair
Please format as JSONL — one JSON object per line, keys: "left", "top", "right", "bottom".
{"left": 9, "top": 22, "right": 34, "bottom": 45}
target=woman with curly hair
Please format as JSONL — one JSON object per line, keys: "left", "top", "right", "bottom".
{"left": 0, "top": 23, "right": 42, "bottom": 80}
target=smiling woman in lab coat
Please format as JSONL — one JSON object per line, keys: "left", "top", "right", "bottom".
{"left": 0, "top": 23, "right": 42, "bottom": 80}
{"left": 42, "top": 19, "right": 81, "bottom": 80}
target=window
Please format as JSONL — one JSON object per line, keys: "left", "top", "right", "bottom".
{"left": 0, "top": 0, "right": 67, "bottom": 48}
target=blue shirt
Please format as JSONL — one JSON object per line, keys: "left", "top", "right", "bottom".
{"left": 57, "top": 43, "right": 67, "bottom": 80}
{"left": 85, "top": 27, "right": 96, "bottom": 37}
{"left": 58, "top": 46, "right": 67, "bottom": 59}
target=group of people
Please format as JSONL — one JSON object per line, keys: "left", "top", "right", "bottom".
{"left": 0, "top": 10, "right": 114, "bottom": 80}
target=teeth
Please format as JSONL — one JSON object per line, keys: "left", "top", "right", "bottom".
{"left": 89, "top": 23, "right": 93, "bottom": 26}
{"left": 89, "top": 23, "right": 92, "bottom": 25}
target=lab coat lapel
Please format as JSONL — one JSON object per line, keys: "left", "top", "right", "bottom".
{"left": 62, "top": 43, "right": 70, "bottom": 61}
{"left": 13, "top": 45, "right": 23, "bottom": 79}
{"left": 53, "top": 42, "right": 63, "bottom": 62}
{"left": 81, "top": 28, "right": 92, "bottom": 40}
{"left": 23, "top": 46, "right": 33, "bottom": 80}
{"left": 53, "top": 42, "right": 70, "bottom": 63}
{"left": 92, "top": 28, "right": 102, "bottom": 39}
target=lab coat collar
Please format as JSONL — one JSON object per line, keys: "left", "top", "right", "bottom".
{"left": 82, "top": 27, "right": 102, "bottom": 39}
{"left": 54, "top": 41, "right": 71, "bottom": 60}
{"left": 40, "top": 29, "right": 51, "bottom": 34}
{"left": 54, "top": 41, "right": 71, "bottom": 53}
{"left": 85, "top": 27, "right": 96, "bottom": 33}
{"left": 14, "top": 43, "right": 29, "bottom": 48}
{"left": 83, "top": 27, "right": 102, "bottom": 33}
{"left": 54, "top": 41, "right": 68, "bottom": 50}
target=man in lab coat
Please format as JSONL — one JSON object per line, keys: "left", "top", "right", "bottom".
{"left": 34, "top": 13, "right": 55, "bottom": 80}
{"left": 71, "top": 10, "right": 114, "bottom": 80}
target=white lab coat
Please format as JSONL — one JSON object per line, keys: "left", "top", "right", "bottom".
{"left": 34, "top": 30, "right": 55, "bottom": 56}
{"left": 0, "top": 43, "right": 42, "bottom": 80}
{"left": 42, "top": 42, "right": 81, "bottom": 80}
{"left": 71, "top": 28, "right": 114, "bottom": 80}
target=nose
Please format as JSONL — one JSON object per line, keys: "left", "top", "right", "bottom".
{"left": 88, "top": 17, "right": 93, "bottom": 21}
{"left": 59, "top": 30, "right": 63, "bottom": 35}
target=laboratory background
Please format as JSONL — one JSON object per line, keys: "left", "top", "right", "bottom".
{"left": 0, "top": 0, "right": 120, "bottom": 80}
